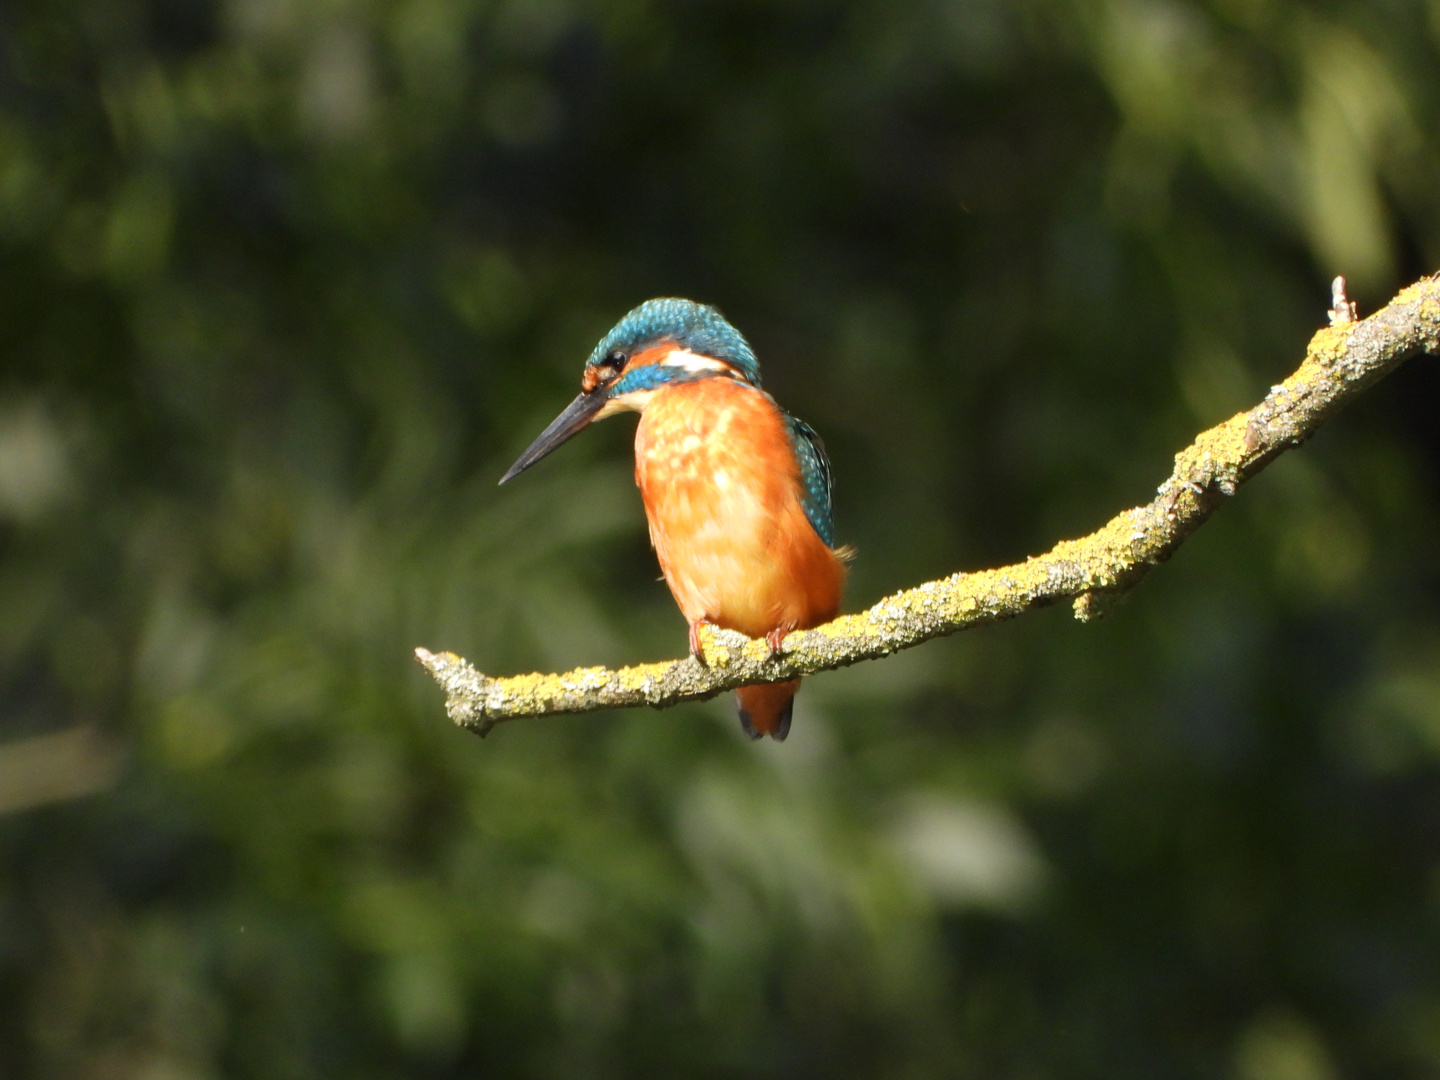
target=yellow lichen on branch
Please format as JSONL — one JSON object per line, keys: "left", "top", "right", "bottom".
{"left": 418, "top": 274, "right": 1440, "bottom": 737}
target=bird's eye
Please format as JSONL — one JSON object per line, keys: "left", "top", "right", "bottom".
{"left": 604, "top": 350, "right": 627, "bottom": 371}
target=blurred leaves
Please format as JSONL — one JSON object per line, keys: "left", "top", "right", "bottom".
{"left": 0, "top": 0, "right": 1437, "bottom": 1076}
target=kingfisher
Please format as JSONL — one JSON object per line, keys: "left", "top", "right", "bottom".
{"left": 500, "top": 298, "right": 848, "bottom": 740}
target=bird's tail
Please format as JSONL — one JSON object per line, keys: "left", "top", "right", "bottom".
{"left": 736, "top": 680, "right": 799, "bottom": 741}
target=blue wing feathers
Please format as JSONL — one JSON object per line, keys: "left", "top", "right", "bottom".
{"left": 786, "top": 415, "right": 836, "bottom": 548}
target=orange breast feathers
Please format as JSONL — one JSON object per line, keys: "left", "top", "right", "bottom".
{"left": 633, "top": 377, "right": 845, "bottom": 640}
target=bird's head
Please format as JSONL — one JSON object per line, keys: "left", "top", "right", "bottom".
{"left": 500, "top": 298, "right": 760, "bottom": 484}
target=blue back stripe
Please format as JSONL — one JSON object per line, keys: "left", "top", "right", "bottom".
{"left": 786, "top": 415, "right": 836, "bottom": 548}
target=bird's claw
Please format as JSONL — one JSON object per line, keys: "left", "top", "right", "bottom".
{"left": 689, "top": 619, "right": 714, "bottom": 666}
{"left": 765, "top": 629, "right": 788, "bottom": 657}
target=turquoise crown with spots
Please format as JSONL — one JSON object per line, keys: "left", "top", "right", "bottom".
{"left": 588, "top": 298, "right": 762, "bottom": 387}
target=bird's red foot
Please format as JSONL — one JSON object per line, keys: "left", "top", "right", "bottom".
{"left": 765, "top": 629, "right": 789, "bottom": 657}
{"left": 689, "top": 619, "right": 715, "bottom": 666}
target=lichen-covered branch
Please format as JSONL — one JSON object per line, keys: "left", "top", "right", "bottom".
{"left": 418, "top": 274, "right": 1440, "bottom": 736}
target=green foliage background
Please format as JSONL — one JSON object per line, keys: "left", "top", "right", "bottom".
{"left": 3, "top": 0, "right": 1440, "bottom": 1075}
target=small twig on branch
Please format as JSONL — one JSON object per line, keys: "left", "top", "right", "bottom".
{"left": 418, "top": 273, "right": 1440, "bottom": 737}
{"left": 1330, "top": 275, "right": 1359, "bottom": 327}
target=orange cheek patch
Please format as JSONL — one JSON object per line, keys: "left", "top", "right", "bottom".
{"left": 627, "top": 345, "right": 674, "bottom": 369}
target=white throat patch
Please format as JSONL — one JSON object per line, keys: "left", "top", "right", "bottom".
{"left": 594, "top": 389, "right": 653, "bottom": 419}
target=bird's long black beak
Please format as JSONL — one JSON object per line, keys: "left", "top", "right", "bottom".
{"left": 499, "top": 391, "right": 607, "bottom": 484}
